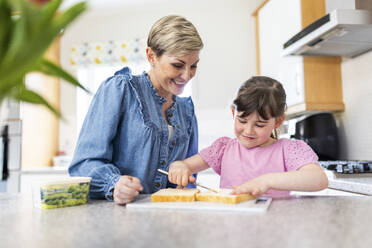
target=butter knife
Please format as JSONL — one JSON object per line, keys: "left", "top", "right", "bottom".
{"left": 157, "top": 169, "right": 218, "bottom": 193}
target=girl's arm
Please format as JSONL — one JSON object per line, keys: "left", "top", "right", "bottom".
{"left": 168, "top": 154, "right": 209, "bottom": 186}
{"left": 232, "top": 163, "right": 328, "bottom": 196}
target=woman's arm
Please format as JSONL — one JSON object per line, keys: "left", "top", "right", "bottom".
{"left": 232, "top": 163, "right": 328, "bottom": 196}
{"left": 69, "top": 74, "right": 142, "bottom": 201}
{"left": 168, "top": 154, "right": 209, "bottom": 186}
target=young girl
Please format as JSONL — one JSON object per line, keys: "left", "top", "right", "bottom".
{"left": 168, "top": 76, "right": 328, "bottom": 196}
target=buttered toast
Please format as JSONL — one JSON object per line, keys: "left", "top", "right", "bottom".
{"left": 150, "top": 188, "right": 255, "bottom": 204}
{"left": 196, "top": 188, "right": 256, "bottom": 204}
{"left": 150, "top": 188, "right": 200, "bottom": 202}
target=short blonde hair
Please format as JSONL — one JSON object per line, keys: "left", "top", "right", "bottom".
{"left": 147, "top": 15, "right": 203, "bottom": 57}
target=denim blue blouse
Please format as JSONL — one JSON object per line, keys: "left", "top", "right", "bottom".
{"left": 68, "top": 67, "right": 198, "bottom": 200}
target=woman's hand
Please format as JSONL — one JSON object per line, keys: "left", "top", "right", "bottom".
{"left": 168, "top": 161, "right": 196, "bottom": 187}
{"left": 113, "top": 176, "right": 143, "bottom": 205}
{"left": 232, "top": 175, "right": 271, "bottom": 196}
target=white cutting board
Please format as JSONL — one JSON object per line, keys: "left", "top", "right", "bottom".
{"left": 126, "top": 195, "right": 272, "bottom": 213}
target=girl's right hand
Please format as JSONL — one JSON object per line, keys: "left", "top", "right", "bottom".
{"left": 168, "top": 161, "right": 195, "bottom": 187}
{"left": 113, "top": 175, "right": 143, "bottom": 205}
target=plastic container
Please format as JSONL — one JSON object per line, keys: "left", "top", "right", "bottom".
{"left": 33, "top": 177, "right": 91, "bottom": 209}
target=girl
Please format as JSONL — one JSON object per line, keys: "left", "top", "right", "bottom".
{"left": 168, "top": 76, "right": 328, "bottom": 196}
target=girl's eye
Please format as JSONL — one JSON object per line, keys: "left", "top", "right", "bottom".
{"left": 191, "top": 65, "right": 198, "bottom": 69}
{"left": 238, "top": 119, "right": 247, "bottom": 124}
{"left": 255, "top": 124, "right": 264, "bottom": 128}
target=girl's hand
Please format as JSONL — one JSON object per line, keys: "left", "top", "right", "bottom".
{"left": 232, "top": 175, "right": 271, "bottom": 196}
{"left": 113, "top": 176, "right": 143, "bottom": 205}
{"left": 168, "top": 161, "right": 196, "bottom": 187}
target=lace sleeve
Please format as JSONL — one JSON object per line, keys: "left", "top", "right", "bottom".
{"left": 284, "top": 139, "right": 319, "bottom": 171}
{"left": 199, "top": 137, "right": 231, "bottom": 175}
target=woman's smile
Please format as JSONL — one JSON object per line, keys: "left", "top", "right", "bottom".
{"left": 171, "top": 79, "right": 187, "bottom": 85}
{"left": 171, "top": 79, "right": 187, "bottom": 89}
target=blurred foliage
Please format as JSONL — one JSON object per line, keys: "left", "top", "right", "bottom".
{"left": 0, "top": 0, "right": 88, "bottom": 117}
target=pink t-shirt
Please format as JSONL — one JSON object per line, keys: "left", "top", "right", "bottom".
{"left": 199, "top": 137, "right": 319, "bottom": 196}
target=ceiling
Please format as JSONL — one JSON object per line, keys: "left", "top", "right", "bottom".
{"left": 60, "top": 0, "right": 179, "bottom": 11}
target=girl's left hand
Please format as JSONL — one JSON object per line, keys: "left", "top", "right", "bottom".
{"left": 231, "top": 175, "right": 270, "bottom": 196}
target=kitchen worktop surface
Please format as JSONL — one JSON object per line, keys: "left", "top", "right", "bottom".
{"left": 1, "top": 193, "right": 372, "bottom": 248}
{"left": 325, "top": 170, "right": 372, "bottom": 195}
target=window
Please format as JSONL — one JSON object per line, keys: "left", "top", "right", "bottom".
{"left": 76, "top": 63, "right": 149, "bottom": 135}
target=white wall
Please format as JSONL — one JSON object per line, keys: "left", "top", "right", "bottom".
{"left": 337, "top": 50, "right": 372, "bottom": 160}
{"left": 59, "top": 0, "right": 261, "bottom": 155}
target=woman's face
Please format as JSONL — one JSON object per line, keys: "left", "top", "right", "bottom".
{"left": 147, "top": 48, "right": 200, "bottom": 98}
{"left": 232, "top": 110, "right": 283, "bottom": 149}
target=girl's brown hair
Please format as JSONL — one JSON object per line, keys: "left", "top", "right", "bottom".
{"left": 233, "top": 76, "right": 287, "bottom": 138}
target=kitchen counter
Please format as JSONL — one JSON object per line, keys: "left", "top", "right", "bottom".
{"left": 325, "top": 170, "right": 372, "bottom": 195}
{"left": 1, "top": 193, "right": 372, "bottom": 248}
{"left": 21, "top": 166, "right": 68, "bottom": 175}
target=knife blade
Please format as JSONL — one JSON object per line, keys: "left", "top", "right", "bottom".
{"left": 157, "top": 168, "right": 218, "bottom": 193}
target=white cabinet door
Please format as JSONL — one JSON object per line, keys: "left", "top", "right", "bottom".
{"left": 258, "top": 0, "right": 305, "bottom": 106}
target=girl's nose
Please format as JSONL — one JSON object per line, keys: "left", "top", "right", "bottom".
{"left": 243, "top": 124, "right": 255, "bottom": 135}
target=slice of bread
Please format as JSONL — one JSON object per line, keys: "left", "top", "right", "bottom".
{"left": 196, "top": 188, "right": 256, "bottom": 204}
{"left": 151, "top": 188, "right": 200, "bottom": 202}
{"left": 150, "top": 188, "right": 255, "bottom": 204}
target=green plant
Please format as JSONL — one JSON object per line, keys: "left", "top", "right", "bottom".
{"left": 0, "top": 0, "right": 88, "bottom": 117}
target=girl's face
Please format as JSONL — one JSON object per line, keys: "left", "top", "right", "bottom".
{"left": 146, "top": 48, "right": 200, "bottom": 99}
{"left": 232, "top": 109, "right": 284, "bottom": 149}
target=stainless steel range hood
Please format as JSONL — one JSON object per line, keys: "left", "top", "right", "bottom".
{"left": 282, "top": 9, "right": 372, "bottom": 57}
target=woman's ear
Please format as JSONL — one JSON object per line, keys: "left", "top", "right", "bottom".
{"left": 146, "top": 47, "right": 156, "bottom": 66}
{"left": 231, "top": 108, "right": 235, "bottom": 119}
{"left": 274, "top": 115, "right": 285, "bottom": 129}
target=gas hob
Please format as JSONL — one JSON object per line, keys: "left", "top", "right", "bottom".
{"left": 319, "top": 160, "right": 372, "bottom": 174}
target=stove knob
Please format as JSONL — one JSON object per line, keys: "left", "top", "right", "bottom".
{"left": 343, "top": 165, "right": 350, "bottom": 173}
{"left": 362, "top": 163, "right": 369, "bottom": 172}
{"left": 336, "top": 164, "right": 343, "bottom": 173}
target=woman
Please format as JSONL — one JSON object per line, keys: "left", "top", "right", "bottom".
{"left": 69, "top": 15, "right": 203, "bottom": 204}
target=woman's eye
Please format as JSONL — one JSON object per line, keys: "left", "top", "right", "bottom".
{"left": 172, "top": 64, "right": 183, "bottom": 69}
{"left": 255, "top": 124, "right": 264, "bottom": 128}
{"left": 238, "top": 119, "right": 247, "bottom": 124}
{"left": 191, "top": 65, "right": 198, "bottom": 69}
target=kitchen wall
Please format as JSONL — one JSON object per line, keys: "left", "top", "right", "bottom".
{"left": 337, "top": 51, "right": 372, "bottom": 160}
{"left": 60, "top": 0, "right": 372, "bottom": 161}
{"left": 60, "top": 0, "right": 261, "bottom": 155}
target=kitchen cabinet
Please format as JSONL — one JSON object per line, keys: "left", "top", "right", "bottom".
{"left": 252, "top": 0, "right": 345, "bottom": 117}
{"left": 21, "top": 38, "right": 60, "bottom": 168}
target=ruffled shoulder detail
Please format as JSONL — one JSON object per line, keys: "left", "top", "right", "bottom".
{"left": 199, "top": 137, "right": 232, "bottom": 175}
{"left": 92, "top": 67, "right": 131, "bottom": 115}
{"left": 113, "top": 66, "right": 133, "bottom": 81}
{"left": 282, "top": 138, "right": 319, "bottom": 171}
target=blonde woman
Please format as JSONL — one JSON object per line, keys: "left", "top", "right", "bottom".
{"left": 69, "top": 15, "right": 203, "bottom": 204}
